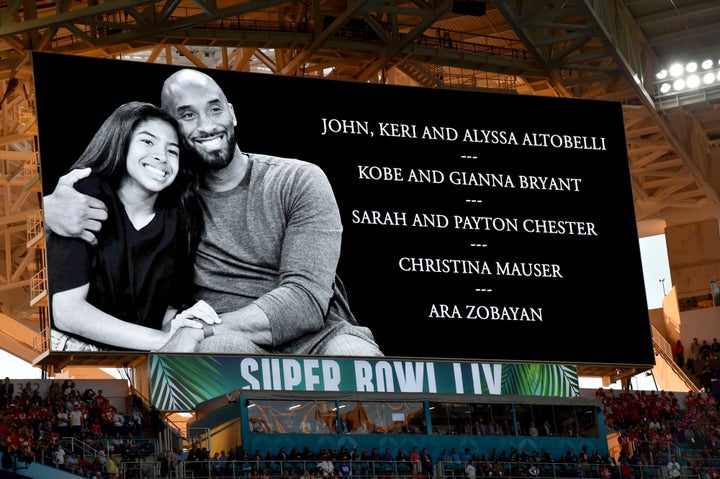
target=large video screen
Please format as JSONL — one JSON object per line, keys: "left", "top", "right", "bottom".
{"left": 34, "top": 51, "right": 654, "bottom": 366}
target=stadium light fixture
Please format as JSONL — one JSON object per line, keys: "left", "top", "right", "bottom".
{"left": 654, "top": 56, "right": 720, "bottom": 108}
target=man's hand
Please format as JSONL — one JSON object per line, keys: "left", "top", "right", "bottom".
{"left": 174, "top": 300, "right": 221, "bottom": 325}
{"left": 43, "top": 167, "right": 108, "bottom": 246}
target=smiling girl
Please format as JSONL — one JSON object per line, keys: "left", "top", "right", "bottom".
{"left": 47, "top": 101, "right": 218, "bottom": 351}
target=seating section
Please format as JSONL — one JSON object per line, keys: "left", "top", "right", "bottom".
{"left": 1, "top": 381, "right": 719, "bottom": 479}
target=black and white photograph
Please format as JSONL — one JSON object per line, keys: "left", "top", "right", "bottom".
{"left": 37, "top": 52, "right": 379, "bottom": 357}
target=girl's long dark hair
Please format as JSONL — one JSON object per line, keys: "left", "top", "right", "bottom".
{"left": 71, "top": 101, "right": 204, "bottom": 257}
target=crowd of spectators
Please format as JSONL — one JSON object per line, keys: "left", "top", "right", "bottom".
{"left": 596, "top": 388, "right": 720, "bottom": 478}
{"left": 0, "top": 377, "right": 150, "bottom": 478}
{"left": 675, "top": 338, "right": 720, "bottom": 393}
{"left": 2, "top": 375, "right": 720, "bottom": 479}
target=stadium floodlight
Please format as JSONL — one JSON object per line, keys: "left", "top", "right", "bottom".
{"left": 669, "top": 63, "right": 684, "bottom": 77}
{"left": 653, "top": 55, "right": 720, "bottom": 107}
{"left": 686, "top": 75, "right": 700, "bottom": 89}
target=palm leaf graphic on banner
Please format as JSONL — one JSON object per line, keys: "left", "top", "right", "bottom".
{"left": 150, "top": 355, "right": 226, "bottom": 410}
{"left": 503, "top": 364, "right": 578, "bottom": 397}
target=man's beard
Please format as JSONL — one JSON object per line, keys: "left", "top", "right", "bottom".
{"left": 188, "top": 129, "right": 236, "bottom": 170}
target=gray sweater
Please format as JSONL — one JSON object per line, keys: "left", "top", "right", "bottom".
{"left": 194, "top": 153, "right": 344, "bottom": 346}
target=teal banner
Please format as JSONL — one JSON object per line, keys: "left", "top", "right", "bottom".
{"left": 149, "top": 355, "right": 578, "bottom": 410}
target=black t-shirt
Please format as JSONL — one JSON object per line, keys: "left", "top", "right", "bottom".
{"left": 47, "top": 175, "right": 192, "bottom": 349}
